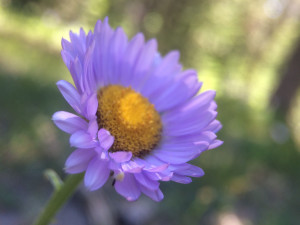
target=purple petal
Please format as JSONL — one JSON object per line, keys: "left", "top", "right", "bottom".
{"left": 164, "top": 111, "right": 217, "bottom": 136}
{"left": 144, "top": 170, "right": 173, "bottom": 181}
{"left": 109, "top": 151, "right": 132, "bottom": 163}
{"left": 178, "top": 90, "right": 216, "bottom": 113}
{"left": 119, "top": 33, "right": 145, "bottom": 87}
{"left": 57, "top": 80, "right": 82, "bottom": 114}
{"left": 173, "top": 164, "right": 205, "bottom": 177}
{"left": 146, "top": 164, "right": 169, "bottom": 172}
{"left": 204, "top": 120, "right": 222, "bottom": 133}
{"left": 154, "top": 50, "right": 180, "bottom": 76}
{"left": 70, "top": 130, "right": 97, "bottom": 148}
{"left": 65, "top": 148, "right": 95, "bottom": 174}
{"left": 61, "top": 38, "right": 73, "bottom": 57}
{"left": 85, "top": 93, "right": 98, "bottom": 120}
{"left": 134, "top": 172, "right": 159, "bottom": 190}
{"left": 61, "top": 30, "right": 88, "bottom": 73}
{"left": 89, "top": 97, "right": 99, "bottom": 118}
{"left": 162, "top": 90, "right": 216, "bottom": 122}
{"left": 69, "top": 31, "right": 85, "bottom": 57}
{"left": 209, "top": 101, "right": 218, "bottom": 111}
{"left": 141, "top": 51, "right": 181, "bottom": 97}
{"left": 139, "top": 155, "right": 169, "bottom": 172}
{"left": 134, "top": 39, "right": 157, "bottom": 76}
{"left": 93, "top": 18, "right": 114, "bottom": 87}
{"left": 69, "top": 57, "right": 84, "bottom": 94}
{"left": 87, "top": 119, "right": 98, "bottom": 138}
{"left": 84, "top": 157, "right": 110, "bottom": 191}
{"left": 61, "top": 48, "right": 73, "bottom": 69}
{"left": 131, "top": 39, "right": 158, "bottom": 90}
{"left": 52, "top": 111, "right": 88, "bottom": 134}
{"left": 161, "top": 131, "right": 215, "bottom": 147}
{"left": 198, "top": 131, "right": 217, "bottom": 144}
{"left": 98, "top": 128, "right": 114, "bottom": 150}
{"left": 82, "top": 43, "right": 97, "bottom": 95}
{"left": 171, "top": 174, "right": 192, "bottom": 184}
{"left": 107, "top": 27, "right": 128, "bottom": 84}
{"left": 150, "top": 70, "right": 201, "bottom": 112}
{"left": 121, "top": 161, "right": 144, "bottom": 173}
{"left": 115, "top": 173, "right": 141, "bottom": 201}
{"left": 139, "top": 185, "right": 164, "bottom": 202}
{"left": 153, "top": 149, "right": 197, "bottom": 164}
{"left": 208, "top": 139, "right": 223, "bottom": 150}
{"left": 153, "top": 142, "right": 208, "bottom": 164}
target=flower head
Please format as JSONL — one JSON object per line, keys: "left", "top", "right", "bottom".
{"left": 53, "top": 18, "right": 222, "bottom": 201}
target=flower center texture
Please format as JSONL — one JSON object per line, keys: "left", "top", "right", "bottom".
{"left": 96, "top": 85, "right": 162, "bottom": 157}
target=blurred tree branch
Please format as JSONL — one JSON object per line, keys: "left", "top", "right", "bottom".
{"left": 270, "top": 33, "right": 300, "bottom": 118}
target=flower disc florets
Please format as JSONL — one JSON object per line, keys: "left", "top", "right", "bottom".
{"left": 96, "top": 85, "right": 162, "bottom": 157}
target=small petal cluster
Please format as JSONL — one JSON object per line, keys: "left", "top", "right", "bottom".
{"left": 53, "top": 18, "right": 222, "bottom": 201}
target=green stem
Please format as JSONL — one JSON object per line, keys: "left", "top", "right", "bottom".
{"left": 33, "top": 173, "right": 84, "bottom": 225}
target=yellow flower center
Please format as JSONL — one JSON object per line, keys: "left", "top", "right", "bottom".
{"left": 96, "top": 85, "right": 162, "bottom": 157}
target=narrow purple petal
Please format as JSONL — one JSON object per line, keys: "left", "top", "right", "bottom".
{"left": 139, "top": 155, "right": 169, "bottom": 172}
{"left": 119, "top": 33, "right": 145, "bottom": 87}
{"left": 52, "top": 111, "right": 88, "bottom": 134}
{"left": 141, "top": 51, "right": 181, "bottom": 98}
{"left": 134, "top": 172, "right": 159, "bottom": 190}
{"left": 87, "top": 119, "right": 98, "bottom": 138}
{"left": 151, "top": 70, "right": 201, "bottom": 112}
{"left": 139, "top": 185, "right": 164, "bottom": 202}
{"left": 208, "top": 140, "right": 223, "bottom": 150}
{"left": 85, "top": 94, "right": 98, "bottom": 120}
{"left": 161, "top": 131, "right": 216, "bottom": 147}
{"left": 174, "top": 164, "right": 205, "bottom": 177}
{"left": 153, "top": 142, "right": 208, "bottom": 164}
{"left": 153, "top": 149, "right": 198, "bottom": 164}
{"left": 179, "top": 90, "right": 216, "bottom": 113}
{"left": 209, "top": 101, "right": 218, "bottom": 111}
{"left": 121, "top": 161, "right": 144, "bottom": 173}
{"left": 106, "top": 27, "right": 128, "bottom": 85}
{"left": 69, "top": 31, "right": 85, "bottom": 57}
{"left": 154, "top": 50, "right": 180, "bottom": 76}
{"left": 134, "top": 39, "right": 157, "bottom": 76}
{"left": 84, "top": 157, "right": 110, "bottom": 191}
{"left": 61, "top": 38, "right": 73, "bottom": 56}
{"left": 164, "top": 111, "right": 217, "bottom": 136}
{"left": 94, "top": 18, "right": 114, "bottom": 87}
{"left": 115, "top": 173, "right": 141, "bottom": 201}
{"left": 204, "top": 120, "right": 222, "bottom": 133}
{"left": 98, "top": 128, "right": 114, "bottom": 151}
{"left": 171, "top": 174, "right": 192, "bottom": 184}
{"left": 61, "top": 48, "right": 73, "bottom": 69}
{"left": 69, "top": 57, "right": 84, "bottom": 94}
{"left": 198, "top": 131, "right": 217, "bottom": 144}
{"left": 65, "top": 148, "right": 95, "bottom": 174}
{"left": 70, "top": 130, "right": 97, "bottom": 148}
{"left": 144, "top": 170, "right": 173, "bottom": 181}
{"left": 145, "top": 164, "right": 169, "bottom": 172}
{"left": 109, "top": 151, "right": 132, "bottom": 163}
{"left": 82, "top": 42, "right": 97, "bottom": 95}
{"left": 162, "top": 90, "right": 216, "bottom": 122}
{"left": 56, "top": 80, "right": 82, "bottom": 114}
{"left": 131, "top": 39, "right": 158, "bottom": 90}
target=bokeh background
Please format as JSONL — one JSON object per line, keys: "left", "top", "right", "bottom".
{"left": 1, "top": 0, "right": 300, "bottom": 224}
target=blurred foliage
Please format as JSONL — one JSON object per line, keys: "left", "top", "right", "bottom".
{"left": 0, "top": 0, "right": 300, "bottom": 225}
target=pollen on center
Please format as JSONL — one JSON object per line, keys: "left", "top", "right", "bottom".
{"left": 96, "top": 85, "right": 162, "bottom": 157}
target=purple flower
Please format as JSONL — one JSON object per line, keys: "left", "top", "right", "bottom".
{"left": 52, "top": 18, "right": 222, "bottom": 202}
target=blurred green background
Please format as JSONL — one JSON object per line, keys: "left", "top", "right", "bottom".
{"left": 1, "top": 0, "right": 300, "bottom": 224}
